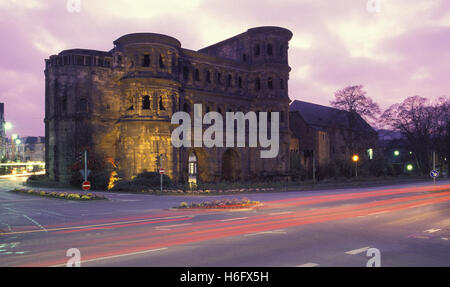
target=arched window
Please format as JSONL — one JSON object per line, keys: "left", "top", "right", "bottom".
{"left": 254, "top": 45, "right": 260, "bottom": 56}
{"left": 183, "top": 102, "right": 190, "bottom": 113}
{"left": 268, "top": 77, "right": 273, "bottom": 89}
{"left": 255, "top": 78, "right": 261, "bottom": 91}
{"left": 188, "top": 152, "right": 197, "bottom": 176}
{"left": 142, "top": 54, "right": 150, "bottom": 67}
{"left": 217, "top": 72, "right": 222, "bottom": 84}
{"left": 78, "top": 98, "right": 88, "bottom": 113}
{"left": 279, "top": 44, "right": 284, "bottom": 57}
{"left": 194, "top": 69, "right": 200, "bottom": 81}
{"left": 206, "top": 71, "right": 211, "bottom": 83}
{"left": 267, "top": 44, "right": 273, "bottom": 56}
{"left": 280, "top": 78, "right": 284, "bottom": 90}
{"left": 142, "top": 95, "right": 150, "bottom": 110}
{"left": 238, "top": 77, "right": 242, "bottom": 88}
{"left": 183, "top": 67, "right": 189, "bottom": 81}
{"left": 61, "top": 96, "right": 67, "bottom": 113}
{"left": 226, "top": 74, "right": 232, "bottom": 88}
{"left": 159, "top": 54, "right": 165, "bottom": 68}
{"left": 159, "top": 96, "right": 165, "bottom": 110}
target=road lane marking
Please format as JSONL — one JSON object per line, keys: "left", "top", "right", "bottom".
{"left": 367, "top": 211, "right": 388, "bottom": 216}
{"left": 155, "top": 223, "right": 192, "bottom": 230}
{"left": 424, "top": 228, "right": 441, "bottom": 234}
{"left": 345, "top": 246, "right": 371, "bottom": 255}
{"left": 296, "top": 263, "right": 319, "bottom": 267}
{"left": 441, "top": 237, "right": 448, "bottom": 241}
{"left": 269, "top": 211, "right": 294, "bottom": 216}
{"left": 220, "top": 217, "right": 248, "bottom": 222}
{"left": 23, "top": 215, "right": 47, "bottom": 232}
{"left": 244, "top": 229, "right": 287, "bottom": 236}
{"left": 0, "top": 215, "right": 192, "bottom": 235}
{"left": 50, "top": 247, "right": 168, "bottom": 267}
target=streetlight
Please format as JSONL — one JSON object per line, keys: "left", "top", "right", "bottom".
{"left": 406, "top": 164, "right": 414, "bottom": 171}
{"left": 394, "top": 150, "right": 400, "bottom": 156}
{"left": 352, "top": 154, "right": 359, "bottom": 177}
{"left": 4, "top": 122, "right": 12, "bottom": 130}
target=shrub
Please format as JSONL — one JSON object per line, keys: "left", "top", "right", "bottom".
{"left": 112, "top": 171, "right": 176, "bottom": 192}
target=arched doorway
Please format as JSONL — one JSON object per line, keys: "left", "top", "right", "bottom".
{"left": 186, "top": 148, "right": 209, "bottom": 182}
{"left": 221, "top": 149, "right": 241, "bottom": 181}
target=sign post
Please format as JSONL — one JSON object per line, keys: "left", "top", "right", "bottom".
{"left": 159, "top": 168, "right": 165, "bottom": 192}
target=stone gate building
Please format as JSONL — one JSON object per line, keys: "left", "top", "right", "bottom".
{"left": 44, "top": 26, "right": 293, "bottom": 184}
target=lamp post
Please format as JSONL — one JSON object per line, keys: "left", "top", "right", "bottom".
{"left": 352, "top": 154, "right": 359, "bottom": 177}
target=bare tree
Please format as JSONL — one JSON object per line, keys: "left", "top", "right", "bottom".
{"left": 381, "top": 96, "right": 449, "bottom": 174}
{"left": 331, "top": 85, "right": 380, "bottom": 155}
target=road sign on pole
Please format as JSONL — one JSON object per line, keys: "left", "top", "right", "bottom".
{"left": 159, "top": 168, "right": 164, "bottom": 192}
{"left": 82, "top": 181, "right": 91, "bottom": 191}
{"left": 430, "top": 169, "right": 439, "bottom": 178}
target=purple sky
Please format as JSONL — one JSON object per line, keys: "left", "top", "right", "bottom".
{"left": 1, "top": 0, "right": 449, "bottom": 136}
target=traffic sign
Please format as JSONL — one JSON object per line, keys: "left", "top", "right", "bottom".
{"left": 159, "top": 168, "right": 165, "bottom": 174}
{"left": 79, "top": 169, "right": 91, "bottom": 179}
{"left": 430, "top": 170, "right": 439, "bottom": 178}
{"left": 82, "top": 181, "right": 91, "bottom": 191}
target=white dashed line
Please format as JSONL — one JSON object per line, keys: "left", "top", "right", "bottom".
{"left": 367, "top": 211, "right": 388, "bottom": 216}
{"left": 296, "top": 262, "right": 319, "bottom": 267}
{"left": 220, "top": 217, "right": 248, "bottom": 222}
{"left": 269, "top": 211, "right": 294, "bottom": 216}
{"left": 424, "top": 228, "right": 441, "bottom": 234}
{"left": 244, "top": 229, "right": 287, "bottom": 236}
{"left": 50, "top": 248, "right": 168, "bottom": 267}
{"left": 155, "top": 223, "right": 192, "bottom": 230}
{"left": 345, "top": 246, "right": 371, "bottom": 255}
{"left": 441, "top": 237, "right": 448, "bottom": 241}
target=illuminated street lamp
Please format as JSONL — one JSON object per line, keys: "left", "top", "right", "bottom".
{"left": 15, "top": 139, "right": 21, "bottom": 145}
{"left": 393, "top": 150, "right": 400, "bottom": 156}
{"left": 4, "top": 122, "right": 12, "bottom": 130}
{"left": 12, "top": 134, "right": 18, "bottom": 140}
{"left": 406, "top": 164, "right": 414, "bottom": 171}
{"left": 352, "top": 154, "right": 359, "bottom": 177}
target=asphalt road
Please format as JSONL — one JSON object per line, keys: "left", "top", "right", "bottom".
{"left": 0, "top": 177, "right": 449, "bottom": 267}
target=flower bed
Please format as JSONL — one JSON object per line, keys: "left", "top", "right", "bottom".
{"left": 10, "top": 189, "right": 106, "bottom": 201}
{"left": 176, "top": 198, "right": 262, "bottom": 209}
{"left": 136, "top": 187, "right": 275, "bottom": 195}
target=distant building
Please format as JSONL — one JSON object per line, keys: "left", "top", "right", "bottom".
{"left": 289, "top": 100, "right": 377, "bottom": 173}
{"left": 5, "top": 136, "right": 45, "bottom": 162}
{"left": 0, "top": 103, "right": 5, "bottom": 160}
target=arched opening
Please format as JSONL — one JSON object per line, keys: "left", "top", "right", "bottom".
{"left": 194, "top": 69, "right": 200, "bottom": 81}
{"left": 255, "top": 78, "right": 261, "bottom": 91}
{"left": 142, "top": 54, "right": 150, "bottom": 67}
{"left": 226, "top": 74, "right": 232, "bottom": 88}
{"left": 188, "top": 152, "right": 198, "bottom": 186}
{"left": 221, "top": 149, "right": 241, "bottom": 181}
{"left": 187, "top": 148, "right": 209, "bottom": 182}
{"left": 183, "top": 102, "right": 190, "bottom": 113}
{"left": 267, "top": 44, "right": 273, "bottom": 56}
{"left": 159, "top": 96, "right": 165, "bottom": 110}
{"left": 183, "top": 66, "right": 189, "bottom": 81}
{"left": 268, "top": 77, "right": 273, "bottom": 89}
{"left": 142, "top": 95, "right": 151, "bottom": 110}
{"left": 254, "top": 44, "right": 260, "bottom": 56}
{"left": 159, "top": 54, "right": 165, "bottom": 68}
